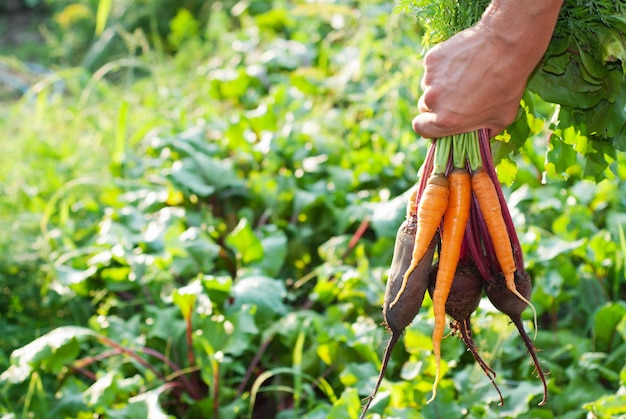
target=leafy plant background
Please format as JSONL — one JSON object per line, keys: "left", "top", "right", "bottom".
{"left": 1, "top": 0, "right": 626, "bottom": 418}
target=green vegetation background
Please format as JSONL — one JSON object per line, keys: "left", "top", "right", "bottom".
{"left": 1, "top": 0, "right": 625, "bottom": 418}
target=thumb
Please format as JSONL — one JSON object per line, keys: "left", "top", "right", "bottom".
{"left": 412, "top": 112, "right": 441, "bottom": 140}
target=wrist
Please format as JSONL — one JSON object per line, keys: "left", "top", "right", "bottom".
{"left": 478, "top": 0, "right": 564, "bottom": 65}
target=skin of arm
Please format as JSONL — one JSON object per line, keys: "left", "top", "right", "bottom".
{"left": 412, "top": 0, "right": 565, "bottom": 139}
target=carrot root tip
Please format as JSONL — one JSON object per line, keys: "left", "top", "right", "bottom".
{"left": 508, "top": 282, "right": 539, "bottom": 340}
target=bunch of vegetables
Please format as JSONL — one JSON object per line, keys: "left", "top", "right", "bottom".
{"left": 360, "top": 129, "right": 547, "bottom": 418}
{"left": 397, "top": 0, "right": 626, "bottom": 179}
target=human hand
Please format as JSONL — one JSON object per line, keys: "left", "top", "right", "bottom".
{"left": 412, "top": 24, "right": 527, "bottom": 139}
{"left": 412, "top": 0, "right": 564, "bottom": 139}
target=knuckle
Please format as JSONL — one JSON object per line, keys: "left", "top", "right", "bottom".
{"left": 419, "top": 89, "right": 438, "bottom": 111}
{"left": 434, "top": 112, "right": 461, "bottom": 130}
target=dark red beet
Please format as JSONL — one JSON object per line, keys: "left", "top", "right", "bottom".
{"left": 359, "top": 219, "right": 436, "bottom": 419}
{"left": 484, "top": 270, "right": 548, "bottom": 406}
{"left": 382, "top": 220, "right": 436, "bottom": 334}
{"left": 429, "top": 262, "right": 483, "bottom": 321}
{"left": 429, "top": 260, "right": 504, "bottom": 405}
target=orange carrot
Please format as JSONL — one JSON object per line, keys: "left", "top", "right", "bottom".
{"left": 428, "top": 167, "right": 471, "bottom": 403}
{"left": 389, "top": 173, "right": 449, "bottom": 309}
{"left": 471, "top": 168, "right": 535, "bottom": 314}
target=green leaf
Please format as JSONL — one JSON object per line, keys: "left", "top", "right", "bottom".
{"left": 593, "top": 302, "right": 626, "bottom": 353}
{"left": 211, "top": 68, "right": 251, "bottom": 99}
{"left": 196, "top": 305, "right": 258, "bottom": 358}
{"left": 495, "top": 156, "right": 517, "bottom": 187}
{"left": 169, "top": 227, "right": 220, "bottom": 277}
{"left": 583, "top": 142, "right": 616, "bottom": 180}
{"left": 145, "top": 305, "right": 186, "bottom": 341}
{"left": 534, "top": 237, "right": 585, "bottom": 262}
{"left": 366, "top": 191, "right": 406, "bottom": 238}
{"left": 101, "top": 266, "right": 133, "bottom": 291}
{"left": 327, "top": 387, "right": 361, "bottom": 419}
{"left": 83, "top": 371, "right": 118, "bottom": 408}
{"left": 100, "top": 315, "right": 139, "bottom": 345}
{"left": 530, "top": 65, "right": 603, "bottom": 109}
{"left": 339, "top": 363, "right": 379, "bottom": 396}
{"left": 539, "top": 270, "right": 564, "bottom": 298}
{"left": 546, "top": 131, "right": 580, "bottom": 179}
{"left": 226, "top": 218, "right": 264, "bottom": 264}
{"left": 168, "top": 9, "right": 200, "bottom": 49}
{"left": 201, "top": 275, "right": 233, "bottom": 306}
{"left": 253, "top": 226, "right": 288, "bottom": 276}
{"left": 583, "top": 393, "right": 626, "bottom": 417}
{"left": 172, "top": 279, "right": 210, "bottom": 321}
{"left": 0, "top": 326, "right": 95, "bottom": 383}
{"left": 189, "top": 152, "right": 246, "bottom": 192}
{"left": 318, "top": 235, "right": 351, "bottom": 264}
{"left": 618, "top": 315, "right": 626, "bottom": 343}
{"left": 95, "top": 0, "right": 112, "bottom": 35}
{"left": 48, "top": 378, "right": 90, "bottom": 417}
{"left": 124, "top": 385, "right": 175, "bottom": 419}
{"left": 231, "top": 275, "right": 287, "bottom": 319}
{"left": 167, "top": 159, "right": 216, "bottom": 197}
{"left": 54, "top": 265, "right": 97, "bottom": 296}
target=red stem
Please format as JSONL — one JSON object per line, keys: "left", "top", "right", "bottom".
{"left": 70, "top": 365, "right": 98, "bottom": 381}
{"left": 341, "top": 217, "right": 371, "bottom": 260}
{"left": 98, "top": 336, "right": 167, "bottom": 380}
{"left": 416, "top": 140, "right": 437, "bottom": 205}
{"left": 236, "top": 334, "right": 274, "bottom": 397}
{"left": 465, "top": 208, "right": 492, "bottom": 281}
{"left": 73, "top": 349, "right": 123, "bottom": 368}
{"left": 96, "top": 336, "right": 202, "bottom": 399}
{"left": 186, "top": 315, "right": 195, "bottom": 367}
{"left": 213, "top": 362, "right": 220, "bottom": 419}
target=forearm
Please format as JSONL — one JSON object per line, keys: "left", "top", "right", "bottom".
{"left": 478, "top": 0, "right": 564, "bottom": 73}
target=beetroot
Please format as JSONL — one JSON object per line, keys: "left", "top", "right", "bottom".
{"left": 484, "top": 270, "right": 548, "bottom": 406}
{"left": 359, "top": 218, "right": 436, "bottom": 418}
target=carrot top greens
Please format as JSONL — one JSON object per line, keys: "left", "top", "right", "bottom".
{"left": 466, "top": 131, "right": 482, "bottom": 173}
{"left": 433, "top": 135, "right": 452, "bottom": 175}
{"left": 452, "top": 134, "right": 468, "bottom": 169}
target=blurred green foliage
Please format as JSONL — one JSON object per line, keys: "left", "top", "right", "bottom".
{"left": 1, "top": 0, "right": 625, "bottom": 418}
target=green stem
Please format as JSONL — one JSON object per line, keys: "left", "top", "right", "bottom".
{"left": 433, "top": 136, "right": 452, "bottom": 175}
{"left": 467, "top": 130, "right": 483, "bottom": 172}
{"left": 452, "top": 133, "right": 468, "bottom": 169}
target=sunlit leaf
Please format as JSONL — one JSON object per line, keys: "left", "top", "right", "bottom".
{"left": 84, "top": 370, "right": 118, "bottom": 407}
{"left": 172, "top": 279, "right": 208, "bottom": 321}
{"left": 168, "top": 9, "right": 200, "bottom": 49}
{"left": 226, "top": 218, "right": 264, "bottom": 265}
{"left": 1, "top": 327, "right": 95, "bottom": 383}
{"left": 495, "top": 156, "right": 517, "bottom": 187}
{"left": 197, "top": 305, "right": 258, "bottom": 358}
{"left": 231, "top": 275, "right": 287, "bottom": 319}
{"left": 327, "top": 387, "right": 361, "bottom": 418}
{"left": 583, "top": 393, "right": 626, "bottom": 418}
{"left": 95, "top": 0, "right": 111, "bottom": 35}
{"left": 125, "top": 385, "right": 175, "bottom": 419}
